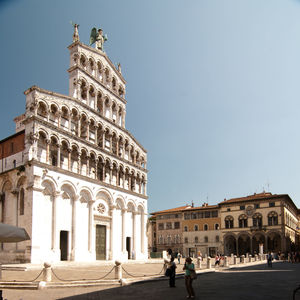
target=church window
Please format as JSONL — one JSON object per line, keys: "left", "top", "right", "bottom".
{"left": 97, "top": 203, "right": 106, "bottom": 214}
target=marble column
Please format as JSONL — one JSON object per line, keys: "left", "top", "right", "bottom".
{"left": 78, "top": 118, "right": 81, "bottom": 137}
{"left": 87, "top": 121, "right": 90, "bottom": 141}
{"left": 86, "top": 156, "right": 90, "bottom": 177}
{"left": 141, "top": 212, "right": 145, "bottom": 254}
{"left": 77, "top": 154, "right": 81, "bottom": 174}
{"left": 67, "top": 149, "right": 71, "bottom": 171}
{"left": 110, "top": 205, "right": 116, "bottom": 260}
{"left": 122, "top": 209, "right": 126, "bottom": 252}
{"left": 88, "top": 200, "right": 94, "bottom": 252}
{"left": 46, "top": 139, "right": 50, "bottom": 164}
{"left": 57, "top": 144, "right": 61, "bottom": 168}
{"left": 71, "top": 195, "right": 79, "bottom": 260}
{"left": 132, "top": 212, "right": 136, "bottom": 259}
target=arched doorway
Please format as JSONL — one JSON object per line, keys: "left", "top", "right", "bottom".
{"left": 238, "top": 234, "right": 250, "bottom": 255}
{"left": 267, "top": 232, "right": 281, "bottom": 253}
{"left": 224, "top": 234, "right": 236, "bottom": 256}
{"left": 252, "top": 233, "right": 265, "bottom": 254}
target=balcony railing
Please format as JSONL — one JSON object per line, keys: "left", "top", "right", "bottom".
{"left": 250, "top": 225, "right": 267, "bottom": 232}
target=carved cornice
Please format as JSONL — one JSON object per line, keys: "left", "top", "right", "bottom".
{"left": 24, "top": 86, "right": 147, "bottom": 153}
{"left": 31, "top": 160, "right": 148, "bottom": 200}
{"left": 67, "top": 65, "right": 126, "bottom": 105}
{"left": 67, "top": 41, "right": 126, "bottom": 84}
{"left": 31, "top": 115, "right": 148, "bottom": 174}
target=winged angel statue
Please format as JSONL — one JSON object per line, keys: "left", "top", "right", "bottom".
{"left": 90, "top": 28, "right": 108, "bottom": 51}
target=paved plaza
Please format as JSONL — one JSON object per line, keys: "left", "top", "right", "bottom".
{"left": 1, "top": 262, "right": 300, "bottom": 300}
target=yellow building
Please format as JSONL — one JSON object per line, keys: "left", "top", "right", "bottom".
{"left": 182, "top": 204, "right": 221, "bottom": 257}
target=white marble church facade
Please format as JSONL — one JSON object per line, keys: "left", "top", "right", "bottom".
{"left": 0, "top": 29, "right": 148, "bottom": 263}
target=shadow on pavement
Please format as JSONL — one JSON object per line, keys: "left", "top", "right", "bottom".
{"left": 58, "top": 263, "right": 300, "bottom": 300}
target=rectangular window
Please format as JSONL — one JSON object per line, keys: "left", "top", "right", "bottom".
{"left": 240, "top": 205, "right": 245, "bottom": 210}
{"left": 211, "top": 211, "right": 218, "bottom": 217}
{"left": 227, "top": 208, "right": 231, "bottom": 212}
{"left": 255, "top": 204, "right": 260, "bottom": 209}
{"left": 204, "top": 211, "right": 210, "bottom": 218}
{"left": 192, "top": 213, "right": 197, "bottom": 219}
{"left": 166, "top": 222, "right": 172, "bottom": 229}
{"left": 184, "top": 213, "right": 191, "bottom": 220}
{"left": 197, "top": 212, "right": 203, "bottom": 219}
{"left": 10, "top": 142, "right": 14, "bottom": 154}
{"left": 158, "top": 223, "right": 164, "bottom": 230}
{"left": 174, "top": 222, "right": 180, "bottom": 229}
{"left": 269, "top": 202, "right": 275, "bottom": 207}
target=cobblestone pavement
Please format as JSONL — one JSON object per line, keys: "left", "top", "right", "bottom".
{"left": 2, "top": 262, "right": 300, "bottom": 300}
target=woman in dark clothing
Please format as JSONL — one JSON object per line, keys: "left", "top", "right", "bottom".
{"left": 169, "top": 256, "right": 177, "bottom": 287}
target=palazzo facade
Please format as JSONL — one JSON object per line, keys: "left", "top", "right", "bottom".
{"left": 149, "top": 193, "right": 300, "bottom": 257}
{"left": 220, "top": 193, "right": 299, "bottom": 256}
{"left": 0, "top": 29, "right": 148, "bottom": 263}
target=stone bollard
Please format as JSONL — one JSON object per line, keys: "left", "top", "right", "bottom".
{"left": 42, "top": 262, "right": 52, "bottom": 282}
{"left": 241, "top": 255, "right": 245, "bottom": 263}
{"left": 259, "top": 253, "right": 262, "bottom": 261}
{"left": 233, "top": 255, "right": 237, "bottom": 265}
{"left": 254, "top": 254, "right": 258, "bottom": 261}
{"left": 207, "top": 257, "right": 211, "bottom": 269}
{"left": 197, "top": 257, "right": 201, "bottom": 269}
{"left": 115, "top": 261, "right": 122, "bottom": 280}
{"left": 249, "top": 255, "right": 252, "bottom": 263}
{"left": 224, "top": 256, "right": 229, "bottom": 267}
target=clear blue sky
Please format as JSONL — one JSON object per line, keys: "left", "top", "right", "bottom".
{"left": 1, "top": 0, "right": 300, "bottom": 212}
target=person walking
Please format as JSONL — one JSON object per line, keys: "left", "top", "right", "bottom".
{"left": 183, "top": 257, "right": 195, "bottom": 299}
{"left": 177, "top": 252, "right": 181, "bottom": 264}
{"left": 215, "top": 254, "right": 220, "bottom": 267}
{"left": 168, "top": 256, "right": 177, "bottom": 287}
{"left": 267, "top": 252, "right": 273, "bottom": 267}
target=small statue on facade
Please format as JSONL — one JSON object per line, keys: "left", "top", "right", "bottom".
{"left": 90, "top": 27, "right": 108, "bottom": 51}
{"left": 117, "top": 63, "right": 122, "bottom": 74}
{"left": 71, "top": 22, "right": 80, "bottom": 42}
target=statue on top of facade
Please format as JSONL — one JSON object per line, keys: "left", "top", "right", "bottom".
{"left": 90, "top": 27, "right": 108, "bottom": 51}
{"left": 71, "top": 22, "right": 80, "bottom": 42}
{"left": 117, "top": 63, "right": 122, "bottom": 74}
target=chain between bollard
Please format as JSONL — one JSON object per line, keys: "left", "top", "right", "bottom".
{"left": 51, "top": 266, "right": 115, "bottom": 282}
{"left": 121, "top": 265, "right": 166, "bottom": 278}
{"left": 0, "top": 269, "right": 43, "bottom": 283}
